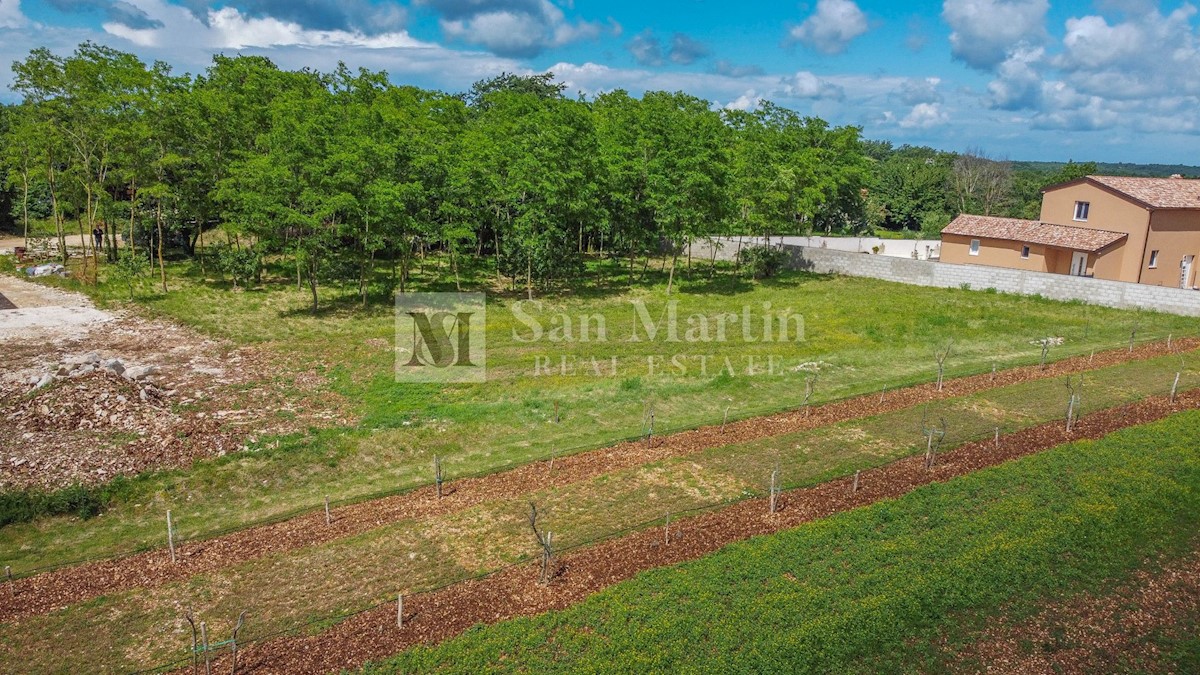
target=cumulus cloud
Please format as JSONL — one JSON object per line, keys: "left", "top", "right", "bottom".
{"left": 1, "top": 0, "right": 27, "bottom": 29}
{"left": 668, "top": 33, "right": 709, "bottom": 64}
{"left": 784, "top": 70, "right": 845, "bottom": 100}
{"left": 723, "top": 90, "right": 763, "bottom": 111}
{"left": 986, "top": 45, "right": 1043, "bottom": 110}
{"left": 896, "top": 77, "right": 942, "bottom": 106}
{"left": 899, "top": 102, "right": 949, "bottom": 128}
{"left": 626, "top": 30, "right": 710, "bottom": 66}
{"left": 789, "top": 0, "right": 869, "bottom": 55}
{"left": 178, "top": 0, "right": 407, "bottom": 34}
{"left": 422, "top": 0, "right": 604, "bottom": 57}
{"left": 626, "top": 29, "right": 662, "bottom": 66}
{"left": 942, "top": 0, "right": 1048, "bottom": 70}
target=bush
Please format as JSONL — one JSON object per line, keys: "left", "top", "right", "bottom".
{"left": 738, "top": 244, "right": 790, "bottom": 279}
{"left": 211, "top": 243, "right": 260, "bottom": 288}
{"left": 0, "top": 475, "right": 135, "bottom": 527}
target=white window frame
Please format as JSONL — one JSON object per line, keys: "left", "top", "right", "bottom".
{"left": 969, "top": 239, "right": 980, "bottom": 256}
{"left": 1021, "top": 245, "right": 1030, "bottom": 259}
{"left": 1073, "top": 201, "right": 1090, "bottom": 221}
{"left": 1149, "top": 250, "right": 1159, "bottom": 268}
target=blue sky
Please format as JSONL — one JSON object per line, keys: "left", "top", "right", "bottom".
{"left": 2, "top": 0, "right": 1199, "bottom": 163}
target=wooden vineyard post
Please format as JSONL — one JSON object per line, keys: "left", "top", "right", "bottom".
{"left": 554, "top": 401, "right": 560, "bottom": 424}
{"left": 1168, "top": 333, "right": 1174, "bottom": 350}
{"left": 994, "top": 427, "right": 1000, "bottom": 449}
{"left": 769, "top": 468, "right": 780, "bottom": 514}
{"left": 324, "top": 496, "right": 331, "bottom": 526}
{"left": 646, "top": 412, "right": 655, "bottom": 449}
{"left": 1090, "top": 349, "right": 1095, "bottom": 364}
{"left": 1171, "top": 371, "right": 1181, "bottom": 403}
{"left": 851, "top": 470, "right": 860, "bottom": 495}
{"left": 200, "top": 621, "right": 211, "bottom": 675}
{"left": 397, "top": 593, "right": 404, "bottom": 628}
{"left": 230, "top": 611, "right": 245, "bottom": 675}
{"left": 433, "top": 455, "right": 444, "bottom": 499}
{"left": 5, "top": 565, "right": 11, "bottom": 598}
{"left": 721, "top": 407, "right": 729, "bottom": 432}
{"left": 664, "top": 514, "right": 671, "bottom": 546}
{"left": 167, "top": 510, "right": 176, "bottom": 563}
{"left": 991, "top": 362, "right": 996, "bottom": 382}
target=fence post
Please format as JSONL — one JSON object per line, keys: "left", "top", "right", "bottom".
{"left": 851, "top": 470, "right": 860, "bottom": 495}
{"left": 5, "top": 566, "right": 11, "bottom": 598}
{"left": 397, "top": 593, "right": 404, "bottom": 628}
{"left": 167, "top": 510, "right": 176, "bottom": 563}
{"left": 200, "top": 621, "right": 211, "bottom": 675}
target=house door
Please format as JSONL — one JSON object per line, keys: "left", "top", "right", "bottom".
{"left": 1070, "top": 251, "right": 1088, "bottom": 276}
{"left": 1182, "top": 255, "right": 1195, "bottom": 289}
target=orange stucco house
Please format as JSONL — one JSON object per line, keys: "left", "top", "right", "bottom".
{"left": 940, "top": 175, "right": 1200, "bottom": 289}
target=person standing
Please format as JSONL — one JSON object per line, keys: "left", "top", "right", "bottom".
{"left": 92, "top": 226, "right": 104, "bottom": 252}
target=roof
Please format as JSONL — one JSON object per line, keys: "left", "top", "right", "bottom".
{"left": 1045, "top": 175, "right": 1200, "bottom": 209}
{"left": 942, "top": 215, "right": 1128, "bottom": 253}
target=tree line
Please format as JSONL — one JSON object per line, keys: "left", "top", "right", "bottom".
{"left": 0, "top": 42, "right": 1095, "bottom": 310}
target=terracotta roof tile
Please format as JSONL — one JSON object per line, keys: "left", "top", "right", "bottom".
{"left": 942, "top": 215, "right": 1127, "bottom": 253}
{"left": 1079, "top": 175, "right": 1200, "bottom": 209}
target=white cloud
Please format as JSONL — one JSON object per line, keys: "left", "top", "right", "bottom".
{"left": 785, "top": 70, "right": 845, "bottom": 99}
{"left": 896, "top": 77, "right": 942, "bottom": 106}
{"left": 723, "top": 90, "right": 763, "bottom": 111}
{"left": 986, "top": 45, "right": 1044, "bottom": 110}
{"left": 0, "top": 0, "right": 26, "bottom": 29}
{"left": 789, "top": 0, "right": 868, "bottom": 55}
{"left": 626, "top": 29, "right": 662, "bottom": 66}
{"left": 942, "top": 0, "right": 1048, "bottom": 70}
{"left": 426, "top": 0, "right": 604, "bottom": 57}
{"left": 899, "top": 102, "right": 949, "bottom": 128}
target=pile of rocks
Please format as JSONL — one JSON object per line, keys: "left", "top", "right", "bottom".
{"left": 28, "top": 352, "right": 161, "bottom": 393}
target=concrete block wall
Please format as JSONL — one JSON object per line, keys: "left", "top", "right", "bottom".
{"left": 782, "top": 245, "right": 1200, "bottom": 317}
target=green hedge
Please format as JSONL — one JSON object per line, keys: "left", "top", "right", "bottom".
{"left": 365, "top": 410, "right": 1200, "bottom": 673}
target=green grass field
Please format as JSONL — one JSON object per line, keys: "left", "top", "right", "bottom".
{"left": 360, "top": 409, "right": 1200, "bottom": 674}
{"left": 4, "top": 257, "right": 1195, "bottom": 575}
{"left": 3, "top": 351, "right": 1196, "bottom": 673}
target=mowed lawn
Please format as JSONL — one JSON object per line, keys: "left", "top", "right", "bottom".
{"left": 362, "top": 410, "right": 1200, "bottom": 674}
{"left": 5, "top": 259, "right": 1195, "bottom": 574}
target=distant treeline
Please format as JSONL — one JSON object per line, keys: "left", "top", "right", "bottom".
{"left": 0, "top": 41, "right": 1162, "bottom": 307}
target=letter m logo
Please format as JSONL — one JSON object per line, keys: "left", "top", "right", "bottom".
{"left": 395, "top": 293, "right": 486, "bottom": 382}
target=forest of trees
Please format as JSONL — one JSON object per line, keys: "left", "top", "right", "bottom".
{"left": 0, "top": 42, "right": 1109, "bottom": 308}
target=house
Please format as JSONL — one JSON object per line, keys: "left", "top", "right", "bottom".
{"left": 940, "top": 175, "right": 1200, "bottom": 289}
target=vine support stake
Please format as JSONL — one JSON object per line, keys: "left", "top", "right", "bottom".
{"left": 646, "top": 412, "right": 655, "bottom": 448}
{"left": 167, "top": 510, "right": 176, "bottom": 564}
{"left": 397, "top": 593, "right": 404, "bottom": 628}
{"left": 185, "top": 609, "right": 198, "bottom": 675}
{"left": 851, "top": 470, "right": 860, "bottom": 495}
{"left": 5, "top": 566, "right": 11, "bottom": 598}
{"left": 200, "top": 621, "right": 211, "bottom": 675}
{"left": 721, "top": 407, "right": 729, "bottom": 432}
{"left": 1171, "top": 371, "right": 1181, "bottom": 403}
{"left": 879, "top": 388, "right": 886, "bottom": 405}
{"left": 994, "top": 427, "right": 1000, "bottom": 449}
{"left": 769, "top": 468, "right": 780, "bottom": 514}
{"left": 324, "top": 496, "right": 331, "bottom": 526}
{"left": 433, "top": 455, "right": 443, "bottom": 499}
{"left": 554, "top": 401, "right": 560, "bottom": 424}
{"left": 664, "top": 513, "right": 671, "bottom": 546}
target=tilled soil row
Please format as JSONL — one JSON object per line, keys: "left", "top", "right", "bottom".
{"left": 2, "top": 338, "right": 1194, "bottom": 623}
{"left": 190, "top": 388, "right": 1200, "bottom": 675}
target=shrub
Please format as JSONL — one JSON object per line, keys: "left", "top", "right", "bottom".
{"left": 739, "top": 244, "right": 790, "bottom": 279}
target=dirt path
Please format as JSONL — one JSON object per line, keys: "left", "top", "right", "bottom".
{"left": 1, "top": 338, "right": 1193, "bottom": 625}
{"left": 943, "top": 547, "right": 1200, "bottom": 674}
{"left": 192, "top": 389, "right": 1200, "bottom": 674}
{"left": 0, "top": 275, "right": 346, "bottom": 490}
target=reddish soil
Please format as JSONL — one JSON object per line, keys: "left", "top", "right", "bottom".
{"left": 0, "top": 338, "right": 1193, "bottom": 624}
{"left": 193, "top": 389, "right": 1200, "bottom": 675}
{"left": 943, "top": 548, "right": 1200, "bottom": 674}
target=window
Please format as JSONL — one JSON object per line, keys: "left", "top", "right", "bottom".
{"left": 1021, "top": 245, "right": 1030, "bottom": 259}
{"left": 969, "top": 239, "right": 980, "bottom": 256}
{"left": 1073, "top": 201, "right": 1090, "bottom": 221}
{"left": 1149, "top": 250, "right": 1159, "bottom": 268}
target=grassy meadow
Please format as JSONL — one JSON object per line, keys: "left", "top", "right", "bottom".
{"left": 3, "top": 255, "right": 1196, "bottom": 575}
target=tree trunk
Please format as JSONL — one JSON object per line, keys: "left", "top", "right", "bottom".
{"left": 156, "top": 201, "right": 167, "bottom": 293}
{"left": 308, "top": 257, "right": 320, "bottom": 315}
{"left": 526, "top": 253, "right": 533, "bottom": 300}
{"left": 665, "top": 247, "right": 679, "bottom": 296}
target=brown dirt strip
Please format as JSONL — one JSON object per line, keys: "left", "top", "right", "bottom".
{"left": 0, "top": 338, "right": 1194, "bottom": 624}
{"left": 942, "top": 547, "right": 1200, "bottom": 674}
{"left": 188, "top": 388, "right": 1200, "bottom": 675}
